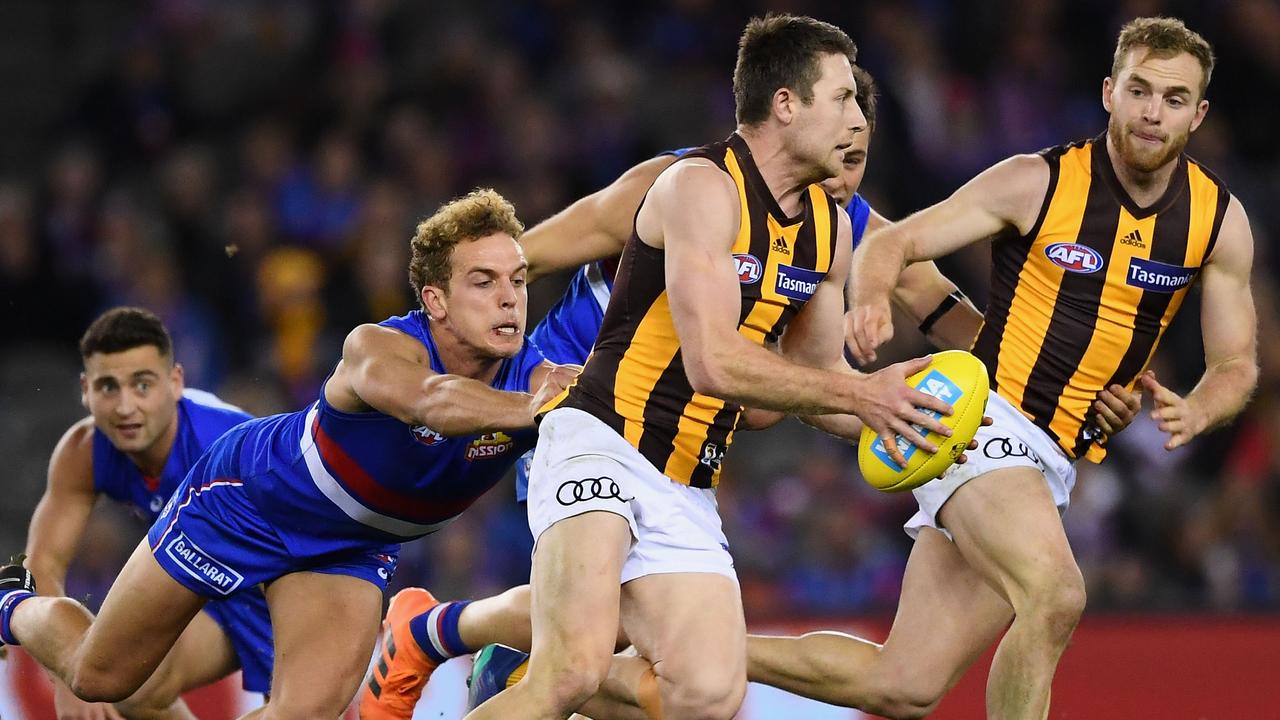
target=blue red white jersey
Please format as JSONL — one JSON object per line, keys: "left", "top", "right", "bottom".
{"left": 93, "top": 389, "right": 250, "bottom": 519}
{"left": 236, "top": 310, "right": 544, "bottom": 545}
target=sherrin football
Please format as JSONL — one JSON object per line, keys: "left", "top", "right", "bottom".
{"left": 857, "top": 350, "right": 990, "bottom": 492}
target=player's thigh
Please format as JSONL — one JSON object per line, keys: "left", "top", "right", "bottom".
{"left": 128, "top": 607, "right": 241, "bottom": 708}
{"left": 529, "top": 510, "right": 632, "bottom": 662}
{"left": 939, "top": 466, "right": 1083, "bottom": 608}
{"left": 620, "top": 571, "right": 746, "bottom": 709}
{"left": 76, "top": 540, "right": 207, "bottom": 696}
{"left": 262, "top": 571, "right": 383, "bottom": 714}
{"left": 877, "top": 527, "right": 1013, "bottom": 698}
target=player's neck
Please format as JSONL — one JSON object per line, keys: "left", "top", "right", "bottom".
{"left": 431, "top": 332, "right": 503, "bottom": 385}
{"left": 1104, "top": 133, "right": 1178, "bottom": 208}
{"left": 128, "top": 413, "right": 179, "bottom": 477}
{"left": 736, "top": 126, "right": 816, "bottom": 218}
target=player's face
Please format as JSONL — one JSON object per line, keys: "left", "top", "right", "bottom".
{"left": 1104, "top": 48, "right": 1209, "bottom": 174}
{"left": 792, "top": 53, "right": 865, "bottom": 180}
{"left": 81, "top": 346, "right": 183, "bottom": 454}
{"left": 431, "top": 232, "right": 528, "bottom": 360}
{"left": 819, "top": 127, "right": 871, "bottom": 205}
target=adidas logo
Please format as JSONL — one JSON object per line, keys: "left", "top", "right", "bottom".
{"left": 1119, "top": 229, "right": 1145, "bottom": 248}
{"left": 771, "top": 236, "right": 791, "bottom": 255}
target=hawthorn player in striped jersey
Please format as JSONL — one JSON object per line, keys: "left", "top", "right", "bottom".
{"left": 850, "top": 16, "right": 1257, "bottom": 719}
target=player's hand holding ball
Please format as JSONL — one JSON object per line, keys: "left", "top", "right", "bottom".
{"left": 858, "top": 350, "right": 990, "bottom": 492}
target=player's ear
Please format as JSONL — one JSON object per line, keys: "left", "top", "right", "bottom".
{"left": 1190, "top": 98, "right": 1209, "bottom": 133}
{"left": 171, "top": 362, "right": 185, "bottom": 394}
{"left": 80, "top": 372, "right": 89, "bottom": 409}
{"left": 422, "top": 285, "right": 448, "bottom": 321}
{"left": 772, "top": 87, "right": 797, "bottom": 124}
{"left": 1101, "top": 76, "right": 1114, "bottom": 113}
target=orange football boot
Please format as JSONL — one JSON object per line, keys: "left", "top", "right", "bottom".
{"left": 359, "top": 588, "right": 442, "bottom": 720}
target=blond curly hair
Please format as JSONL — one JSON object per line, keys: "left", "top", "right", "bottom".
{"left": 409, "top": 188, "right": 524, "bottom": 302}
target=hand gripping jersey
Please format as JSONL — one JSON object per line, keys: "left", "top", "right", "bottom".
{"left": 971, "top": 133, "right": 1230, "bottom": 461}
{"left": 147, "top": 310, "right": 545, "bottom": 609}
{"left": 542, "top": 132, "right": 842, "bottom": 488}
{"left": 238, "top": 310, "right": 544, "bottom": 544}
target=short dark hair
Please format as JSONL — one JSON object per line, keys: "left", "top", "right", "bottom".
{"left": 853, "top": 64, "right": 878, "bottom": 132}
{"left": 733, "top": 14, "right": 858, "bottom": 127}
{"left": 79, "top": 307, "right": 173, "bottom": 360}
{"left": 1113, "top": 16, "right": 1215, "bottom": 99}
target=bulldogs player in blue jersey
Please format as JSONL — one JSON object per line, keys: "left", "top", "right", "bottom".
{"left": 9, "top": 307, "right": 269, "bottom": 720}
{"left": 360, "top": 66, "right": 1143, "bottom": 720}
{"left": 0, "top": 189, "right": 577, "bottom": 719}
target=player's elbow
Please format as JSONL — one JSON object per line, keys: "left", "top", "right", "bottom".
{"left": 684, "top": 352, "right": 730, "bottom": 398}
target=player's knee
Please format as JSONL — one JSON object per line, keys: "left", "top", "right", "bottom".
{"left": 866, "top": 666, "right": 947, "bottom": 719}
{"left": 528, "top": 654, "right": 611, "bottom": 712}
{"left": 69, "top": 666, "right": 138, "bottom": 704}
{"left": 870, "top": 688, "right": 944, "bottom": 719}
{"left": 659, "top": 668, "right": 746, "bottom": 720}
{"left": 1021, "top": 569, "right": 1086, "bottom": 642}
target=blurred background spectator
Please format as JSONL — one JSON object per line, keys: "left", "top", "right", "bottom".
{"left": 0, "top": 0, "right": 1277, "bottom": 623}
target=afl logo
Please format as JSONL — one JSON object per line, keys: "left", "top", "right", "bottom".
{"left": 733, "top": 253, "right": 762, "bottom": 284}
{"left": 1044, "top": 242, "right": 1104, "bottom": 274}
{"left": 411, "top": 425, "right": 446, "bottom": 446}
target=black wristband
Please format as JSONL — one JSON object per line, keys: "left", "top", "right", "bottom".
{"left": 918, "top": 291, "right": 966, "bottom": 336}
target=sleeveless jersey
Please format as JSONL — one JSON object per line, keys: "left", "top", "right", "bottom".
{"left": 971, "top": 133, "right": 1230, "bottom": 462}
{"left": 516, "top": 190, "right": 872, "bottom": 501}
{"left": 93, "top": 389, "right": 250, "bottom": 519}
{"left": 544, "top": 132, "right": 842, "bottom": 488}
{"left": 237, "top": 310, "right": 544, "bottom": 545}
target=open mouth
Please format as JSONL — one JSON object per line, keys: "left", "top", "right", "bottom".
{"left": 494, "top": 322, "right": 520, "bottom": 337}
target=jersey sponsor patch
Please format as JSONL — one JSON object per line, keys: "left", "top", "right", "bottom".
{"left": 1125, "top": 257, "right": 1197, "bottom": 293}
{"left": 1044, "top": 242, "right": 1104, "bottom": 274}
{"left": 775, "top": 264, "right": 824, "bottom": 301}
{"left": 466, "top": 432, "right": 516, "bottom": 460}
{"left": 734, "top": 253, "right": 762, "bottom": 284}
{"left": 164, "top": 532, "right": 245, "bottom": 596}
{"left": 869, "top": 370, "right": 961, "bottom": 471}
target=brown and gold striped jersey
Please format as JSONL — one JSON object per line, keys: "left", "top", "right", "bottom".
{"left": 972, "top": 133, "right": 1230, "bottom": 462}
{"left": 543, "top": 133, "right": 841, "bottom": 487}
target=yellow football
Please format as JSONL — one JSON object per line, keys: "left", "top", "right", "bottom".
{"left": 857, "top": 350, "right": 990, "bottom": 492}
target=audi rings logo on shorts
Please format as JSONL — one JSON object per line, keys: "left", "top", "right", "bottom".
{"left": 982, "top": 437, "right": 1039, "bottom": 462}
{"left": 556, "top": 476, "right": 634, "bottom": 506}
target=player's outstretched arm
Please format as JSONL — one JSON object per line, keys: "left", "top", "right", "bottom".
{"left": 523, "top": 155, "right": 679, "bottom": 282}
{"left": 1142, "top": 197, "right": 1258, "bottom": 450}
{"left": 25, "top": 419, "right": 98, "bottom": 599}
{"left": 862, "top": 207, "right": 1142, "bottom": 440}
{"left": 848, "top": 154, "right": 1048, "bottom": 364}
{"left": 328, "top": 324, "right": 541, "bottom": 435}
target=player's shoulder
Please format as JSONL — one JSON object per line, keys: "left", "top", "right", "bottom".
{"left": 346, "top": 320, "right": 430, "bottom": 362}
{"left": 59, "top": 416, "right": 97, "bottom": 451}
{"left": 49, "top": 416, "right": 96, "bottom": 479}
{"left": 182, "top": 388, "right": 249, "bottom": 418}
{"left": 654, "top": 156, "right": 736, "bottom": 199}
